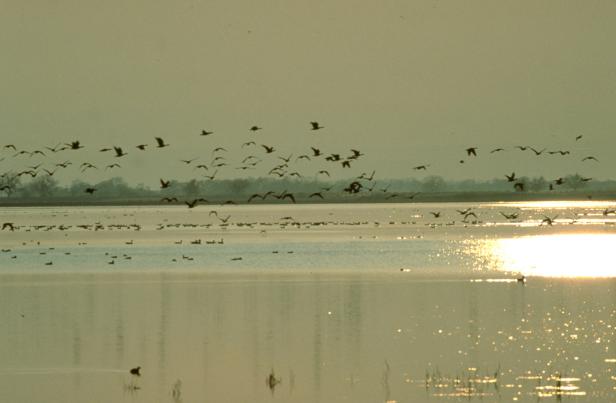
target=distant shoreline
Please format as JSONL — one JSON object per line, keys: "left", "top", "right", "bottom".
{"left": 1, "top": 190, "right": 614, "bottom": 207}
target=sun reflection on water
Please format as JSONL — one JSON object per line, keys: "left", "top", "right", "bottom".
{"left": 484, "top": 234, "right": 616, "bottom": 278}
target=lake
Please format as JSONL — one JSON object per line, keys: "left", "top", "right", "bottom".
{"left": 1, "top": 201, "right": 616, "bottom": 402}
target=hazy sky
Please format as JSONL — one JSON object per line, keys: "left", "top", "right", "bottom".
{"left": 1, "top": 1, "right": 615, "bottom": 186}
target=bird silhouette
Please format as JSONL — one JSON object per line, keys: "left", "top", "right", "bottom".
{"left": 113, "top": 146, "right": 127, "bottom": 157}
{"left": 130, "top": 366, "right": 141, "bottom": 376}
{"left": 84, "top": 187, "right": 97, "bottom": 194}
{"left": 155, "top": 137, "right": 169, "bottom": 148}
{"left": 65, "top": 141, "right": 84, "bottom": 150}
{"left": 1, "top": 222, "right": 15, "bottom": 231}
{"left": 317, "top": 170, "right": 330, "bottom": 176}
{"left": 242, "top": 141, "right": 256, "bottom": 148}
{"left": 575, "top": 135, "right": 583, "bottom": 141}
{"left": 250, "top": 125, "right": 262, "bottom": 132}
{"left": 309, "top": 192, "right": 324, "bottom": 199}
{"left": 261, "top": 145, "right": 275, "bottom": 153}
{"left": 136, "top": 144, "right": 147, "bottom": 150}
{"left": 310, "top": 147, "right": 322, "bottom": 157}
{"left": 201, "top": 129, "right": 213, "bottom": 136}
{"left": 500, "top": 211, "right": 519, "bottom": 220}
{"left": 505, "top": 172, "right": 516, "bottom": 182}
{"left": 529, "top": 147, "right": 546, "bottom": 156}
{"left": 161, "top": 197, "right": 178, "bottom": 203}
{"left": 413, "top": 165, "right": 429, "bottom": 170}
{"left": 465, "top": 147, "right": 477, "bottom": 156}
{"left": 310, "top": 121, "right": 324, "bottom": 130}
{"left": 429, "top": 212, "right": 441, "bottom": 218}
{"left": 490, "top": 148, "right": 505, "bottom": 153}
{"left": 160, "top": 179, "right": 171, "bottom": 188}
{"left": 581, "top": 156, "right": 599, "bottom": 162}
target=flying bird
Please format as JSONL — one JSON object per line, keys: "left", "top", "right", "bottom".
{"left": 581, "top": 156, "right": 599, "bottom": 162}
{"left": 465, "top": 147, "right": 477, "bottom": 156}
{"left": 505, "top": 172, "right": 516, "bottom": 182}
{"left": 250, "top": 125, "right": 262, "bottom": 132}
{"left": 130, "top": 366, "right": 141, "bottom": 376}
{"left": 155, "top": 137, "right": 169, "bottom": 148}
{"left": 84, "top": 187, "right": 97, "bottom": 194}
{"left": 490, "top": 148, "right": 505, "bottom": 153}
{"left": 160, "top": 179, "right": 171, "bottom": 189}
{"left": 310, "top": 147, "right": 322, "bottom": 157}
{"left": 201, "top": 129, "right": 213, "bottom": 136}
{"left": 113, "top": 146, "right": 127, "bottom": 157}
{"left": 136, "top": 144, "right": 148, "bottom": 150}
{"left": 575, "top": 135, "right": 583, "bottom": 141}
{"left": 261, "top": 145, "right": 275, "bottom": 153}
{"left": 310, "top": 121, "right": 324, "bottom": 130}
{"left": 413, "top": 165, "right": 429, "bottom": 170}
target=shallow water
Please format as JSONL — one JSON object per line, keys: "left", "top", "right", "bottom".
{"left": 1, "top": 201, "right": 616, "bottom": 402}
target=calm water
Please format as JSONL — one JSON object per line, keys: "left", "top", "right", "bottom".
{"left": 1, "top": 201, "right": 616, "bottom": 402}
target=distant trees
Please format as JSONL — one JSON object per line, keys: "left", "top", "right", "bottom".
{"left": 421, "top": 176, "right": 446, "bottom": 192}
{"left": 0, "top": 172, "right": 21, "bottom": 197}
{"left": 22, "top": 176, "right": 59, "bottom": 198}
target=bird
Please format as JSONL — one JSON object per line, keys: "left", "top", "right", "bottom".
{"left": 180, "top": 158, "right": 197, "bottom": 164}
{"left": 554, "top": 177, "right": 565, "bottom": 185}
{"left": 212, "top": 147, "right": 227, "bottom": 153}
{"left": 65, "top": 141, "right": 84, "bottom": 150}
{"left": 113, "top": 146, "right": 127, "bottom": 157}
{"left": 200, "top": 129, "right": 213, "bottom": 136}
{"left": 310, "top": 121, "right": 324, "bottom": 130}
{"left": 317, "top": 170, "right": 330, "bottom": 177}
{"left": 185, "top": 199, "right": 200, "bottom": 208}
{"left": 515, "top": 146, "right": 528, "bottom": 151}
{"left": 575, "top": 135, "right": 583, "bottom": 141}
{"left": 242, "top": 141, "right": 256, "bottom": 148}
{"left": 465, "top": 147, "right": 477, "bottom": 156}
{"left": 84, "top": 187, "right": 97, "bottom": 194}
{"left": 429, "top": 212, "right": 441, "bottom": 218}
{"left": 500, "top": 212, "right": 519, "bottom": 220}
{"left": 261, "top": 145, "right": 275, "bottom": 153}
{"left": 310, "top": 147, "right": 322, "bottom": 157}
{"left": 505, "top": 172, "right": 516, "bottom": 182}
{"left": 155, "top": 137, "right": 169, "bottom": 148}
{"left": 130, "top": 366, "right": 141, "bottom": 376}
{"left": 490, "top": 148, "right": 505, "bottom": 153}
{"left": 309, "top": 192, "right": 324, "bottom": 199}
{"left": 105, "top": 163, "right": 121, "bottom": 170}
{"left": 581, "top": 156, "right": 599, "bottom": 162}
{"left": 250, "top": 125, "right": 262, "bottom": 132}
{"left": 136, "top": 144, "right": 148, "bottom": 150}
{"left": 529, "top": 147, "right": 546, "bottom": 156}
{"left": 160, "top": 179, "right": 171, "bottom": 189}
{"left": 413, "top": 165, "right": 429, "bottom": 170}
{"left": 456, "top": 208, "right": 472, "bottom": 215}
{"left": 541, "top": 215, "right": 557, "bottom": 226}
{"left": 341, "top": 160, "right": 351, "bottom": 168}
{"left": 247, "top": 193, "right": 264, "bottom": 203}
{"left": 1, "top": 222, "right": 15, "bottom": 231}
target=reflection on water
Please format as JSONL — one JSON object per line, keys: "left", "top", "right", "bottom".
{"left": 484, "top": 234, "right": 616, "bottom": 278}
{"left": 2, "top": 273, "right": 616, "bottom": 402}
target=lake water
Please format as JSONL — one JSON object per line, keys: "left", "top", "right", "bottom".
{"left": 1, "top": 201, "right": 616, "bottom": 402}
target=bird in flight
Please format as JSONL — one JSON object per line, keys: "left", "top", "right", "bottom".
{"left": 261, "top": 144, "right": 275, "bottom": 153}
{"left": 311, "top": 147, "right": 322, "bottom": 157}
{"left": 160, "top": 179, "right": 171, "bottom": 189}
{"left": 581, "top": 156, "right": 599, "bottom": 162}
{"left": 429, "top": 211, "right": 441, "bottom": 218}
{"left": 575, "top": 135, "right": 583, "bottom": 141}
{"left": 250, "top": 125, "right": 262, "bottom": 132}
{"left": 465, "top": 147, "right": 477, "bottom": 156}
{"left": 310, "top": 121, "right": 324, "bottom": 130}
{"left": 529, "top": 147, "right": 546, "bottom": 156}
{"left": 1, "top": 222, "right": 15, "bottom": 231}
{"left": 84, "top": 187, "right": 97, "bottom": 194}
{"left": 242, "top": 141, "right": 256, "bottom": 148}
{"left": 114, "top": 146, "right": 127, "bottom": 157}
{"left": 500, "top": 211, "right": 519, "bottom": 220}
{"left": 490, "top": 148, "right": 505, "bottom": 153}
{"left": 65, "top": 141, "right": 84, "bottom": 150}
{"left": 413, "top": 165, "right": 429, "bottom": 170}
{"left": 201, "top": 129, "right": 213, "bottom": 136}
{"left": 136, "top": 144, "right": 148, "bottom": 150}
{"left": 505, "top": 172, "right": 516, "bottom": 182}
{"left": 155, "top": 137, "right": 169, "bottom": 148}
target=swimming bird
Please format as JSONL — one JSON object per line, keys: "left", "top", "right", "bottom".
{"left": 155, "top": 137, "right": 169, "bottom": 148}
{"left": 310, "top": 121, "right": 324, "bottom": 130}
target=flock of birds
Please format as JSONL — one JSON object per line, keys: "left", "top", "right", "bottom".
{"left": 0, "top": 124, "right": 603, "bottom": 208}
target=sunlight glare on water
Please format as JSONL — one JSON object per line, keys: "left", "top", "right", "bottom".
{"left": 486, "top": 234, "right": 616, "bottom": 278}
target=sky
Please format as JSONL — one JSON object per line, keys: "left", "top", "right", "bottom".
{"left": 1, "top": 0, "right": 615, "bottom": 187}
